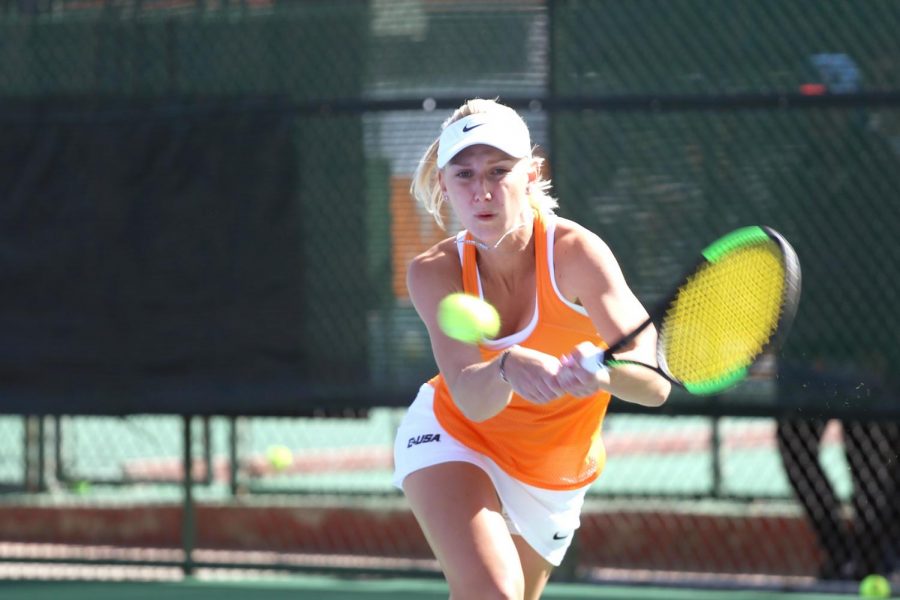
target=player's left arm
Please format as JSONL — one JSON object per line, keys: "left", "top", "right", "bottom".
{"left": 553, "top": 220, "right": 670, "bottom": 406}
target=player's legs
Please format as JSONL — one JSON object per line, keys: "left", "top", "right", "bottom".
{"left": 403, "top": 461, "right": 525, "bottom": 599}
{"left": 776, "top": 417, "right": 855, "bottom": 578}
{"left": 512, "top": 534, "right": 554, "bottom": 600}
{"left": 844, "top": 420, "right": 899, "bottom": 576}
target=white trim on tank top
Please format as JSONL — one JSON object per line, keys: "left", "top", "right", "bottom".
{"left": 454, "top": 215, "right": 587, "bottom": 351}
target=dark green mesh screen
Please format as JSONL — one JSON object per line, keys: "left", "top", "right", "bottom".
{"left": 0, "top": 0, "right": 897, "bottom": 414}
{"left": 552, "top": 0, "right": 900, "bottom": 409}
{"left": 553, "top": 0, "right": 900, "bottom": 95}
{"left": 554, "top": 108, "right": 900, "bottom": 403}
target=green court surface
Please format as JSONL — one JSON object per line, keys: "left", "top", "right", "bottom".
{"left": 0, "top": 576, "right": 859, "bottom": 600}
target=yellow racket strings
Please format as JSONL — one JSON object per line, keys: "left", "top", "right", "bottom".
{"left": 661, "top": 241, "right": 785, "bottom": 391}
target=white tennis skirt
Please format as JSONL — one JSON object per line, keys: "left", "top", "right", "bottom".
{"left": 392, "top": 383, "right": 590, "bottom": 566}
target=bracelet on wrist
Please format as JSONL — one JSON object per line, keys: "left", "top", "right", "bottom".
{"left": 498, "top": 348, "right": 513, "bottom": 383}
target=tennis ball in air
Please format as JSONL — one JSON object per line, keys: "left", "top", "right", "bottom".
{"left": 437, "top": 293, "right": 501, "bottom": 344}
{"left": 265, "top": 445, "right": 294, "bottom": 471}
{"left": 860, "top": 574, "right": 891, "bottom": 598}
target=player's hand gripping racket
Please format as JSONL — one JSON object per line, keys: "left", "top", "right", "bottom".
{"left": 579, "top": 226, "right": 801, "bottom": 395}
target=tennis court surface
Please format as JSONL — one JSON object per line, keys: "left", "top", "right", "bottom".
{"left": 0, "top": 575, "right": 862, "bottom": 600}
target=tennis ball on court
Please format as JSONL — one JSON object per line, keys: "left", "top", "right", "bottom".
{"left": 860, "top": 574, "right": 892, "bottom": 598}
{"left": 265, "top": 445, "right": 294, "bottom": 471}
{"left": 437, "top": 293, "right": 500, "bottom": 344}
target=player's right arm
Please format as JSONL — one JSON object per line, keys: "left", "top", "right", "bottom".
{"left": 407, "top": 240, "right": 513, "bottom": 422}
{"left": 407, "top": 241, "right": 562, "bottom": 422}
{"left": 553, "top": 220, "right": 670, "bottom": 407}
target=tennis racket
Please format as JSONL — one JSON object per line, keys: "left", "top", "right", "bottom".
{"left": 580, "top": 225, "right": 801, "bottom": 395}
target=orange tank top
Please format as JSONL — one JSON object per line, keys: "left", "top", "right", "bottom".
{"left": 430, "top": 211, "right": 611, "bottom": 490}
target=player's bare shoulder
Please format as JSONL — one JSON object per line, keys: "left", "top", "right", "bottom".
{"left": 552, "top": 217, "right": 615, "bottom": 266}
{"left": 406, "top": 236, "right": 463, "bottom": 306}
{"left": 408, "top": 236, "right": 460, "bottom": 281}
{"left": 552, "top": 217, "right": 620, "bottom": 300}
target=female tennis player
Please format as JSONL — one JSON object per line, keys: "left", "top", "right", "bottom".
{"left": 393, "top": 98, "right": 670, "bottom": 600}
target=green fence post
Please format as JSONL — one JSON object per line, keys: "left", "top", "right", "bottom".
{"left": 182, "top": 414, "right": 195, "bottom": 576}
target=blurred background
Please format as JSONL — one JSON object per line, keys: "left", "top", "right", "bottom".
{"left": 1, "top": 0, "right": 899, "bottom": 595}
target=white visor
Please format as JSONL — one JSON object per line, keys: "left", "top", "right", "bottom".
{"left": 436, "top": 112, "right": 532, "bottom": 168}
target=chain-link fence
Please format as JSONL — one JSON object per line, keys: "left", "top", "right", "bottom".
{"left": 1, "top": 0, "right": 898, "bottom": 588}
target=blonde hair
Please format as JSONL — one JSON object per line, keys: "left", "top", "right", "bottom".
{"left": 410, "top": 98, "right": 558, "bottom": 230}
